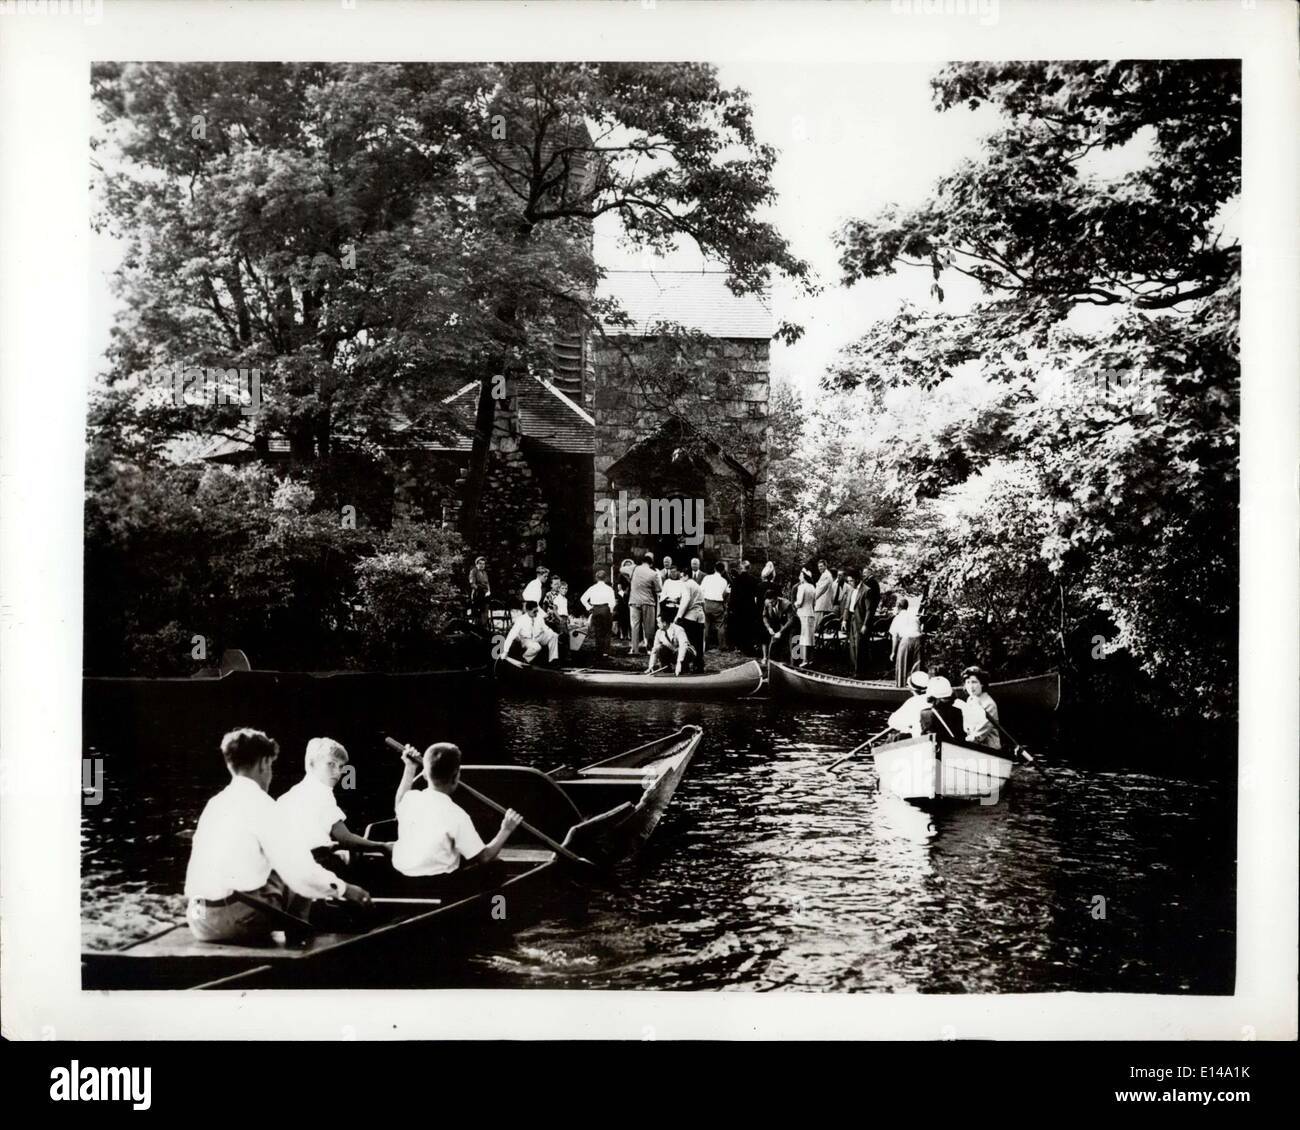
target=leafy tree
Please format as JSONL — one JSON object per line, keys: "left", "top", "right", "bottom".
{"left": 828, "top": 61, "right": 1239, "bottom": 715}
{"left": 441, "top": 63, "right": 811, "bottom": 535}
{"left": 91, "top": 63, "right": 809, "bottom": 549}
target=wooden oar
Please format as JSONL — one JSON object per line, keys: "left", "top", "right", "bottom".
{"left": 371, "top": 897, "right": 443, "bottom": 906}
{"left": 232, "top": 891, "right": 323, "bottom": 936}
{"left": 983, "top": 714, "right": 1036, "bottom": 763}
{"left": 383, "top": 736, "right": 604, "bottom": 876}
{"left": 826, "top": 727, "right": 894, "bottom": 773}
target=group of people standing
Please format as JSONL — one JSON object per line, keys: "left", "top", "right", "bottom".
{"left": 475, "top": 552, "right": 926, "bottom": 688}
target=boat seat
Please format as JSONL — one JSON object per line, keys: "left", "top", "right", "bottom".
{"left": 497, "top": 847, "right": 557, "bottom": 865}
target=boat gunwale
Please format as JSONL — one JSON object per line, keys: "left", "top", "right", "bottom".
{"left": 770, "top": 662, "right": 1060, "bottom": 708}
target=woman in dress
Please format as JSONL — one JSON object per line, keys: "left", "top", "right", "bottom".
{"left": 793, "top": 568, "right": 817, "bottom": 668}
{"left": 958, "top": 666, "right": 1002, "bottom": 750}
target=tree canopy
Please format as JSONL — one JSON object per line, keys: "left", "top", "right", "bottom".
{"left": 91, "top": 62, "right": 809, "bottom": 538}
{"left": 826, "top": 61, "right": 1239, "bottom": 717}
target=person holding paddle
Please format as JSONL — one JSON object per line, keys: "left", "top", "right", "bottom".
{"left": 647, "top": 605, "right": 696, "bottom": 676}
{"left": 392, "top": 742, "right": 523, "bottom": 889}
{"left": 183, "top": 728, "right": 370, "bottom": 944}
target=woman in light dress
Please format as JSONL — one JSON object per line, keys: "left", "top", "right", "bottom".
{"left": 958, "top": 665, "right": 1002, "bottom": 750}
{"left": 793, "top": 568, "right": 817, "bottom": 668}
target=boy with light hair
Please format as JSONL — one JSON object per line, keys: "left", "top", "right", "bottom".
{"left": 277, "top": 737, "right": 393, "bottom": 875}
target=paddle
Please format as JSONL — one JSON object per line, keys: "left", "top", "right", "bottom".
{"left": 231, "top": 891, "right": 323, "bottom": 937}
{"left": 826, "top": 726, "right": 894, "bottom": 773}
{"left": 984, "top": 713, "right": 1036, "bottom": 764}
{"left": 383, "top": 736, "right": 605, "bottom": 876}
{"left": 370, "top": 897, "right": 443, "bottom": 906}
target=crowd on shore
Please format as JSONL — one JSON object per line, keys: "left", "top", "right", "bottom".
{"left": 470, "top": 553, "right": 931, "bottom": 687}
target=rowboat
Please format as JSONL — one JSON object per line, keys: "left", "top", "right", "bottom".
{"left": 872, "top": 734, "right": 1014, "bottom": 806}
{"left": 81, "top": 725, "right": 703, "bottom": 991}
{"left": 768, "top": 662, "right": 1060, "bottom": 712}
{"left": 498, "top": 656, "right": 765, "bottom": 699}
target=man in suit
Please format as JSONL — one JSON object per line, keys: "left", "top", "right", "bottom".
{"left": 689, "top": 557, "right": 706, "bottom": 586}
{"left": 813, "top": 559, "right": 835, "bottom": 656}
{"left": 845, "top": 571, "right": 880, "bottom": 677}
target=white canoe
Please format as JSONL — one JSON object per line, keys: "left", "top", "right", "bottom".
{"left": 872, "top": 735, "right": 1014, "bottom": 805}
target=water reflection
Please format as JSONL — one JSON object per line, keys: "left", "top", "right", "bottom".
{"left": 81, "top": 692, "right": 1235, "bottom": 993}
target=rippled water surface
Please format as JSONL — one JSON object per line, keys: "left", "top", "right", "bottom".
{"left": 82, "top": 691, "right": 1235, "bottom": 993}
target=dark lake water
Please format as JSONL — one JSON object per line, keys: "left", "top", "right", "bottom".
{"left": 81, "top": 686, "right": 1236, "bottom": 993}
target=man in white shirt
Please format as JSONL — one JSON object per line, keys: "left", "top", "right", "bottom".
{"left": 669, "top": 564, "right": 707, "bottom": 673}
{"left": 500, "top": 602, "right": 559, "bottom": 664}
{"left": 184, "top": 728, "right": 370, "bottom": 943}
{"left": 392, "top": 742, "right": 522, "bottom": 887}
{"left": 521, "top": 564, "right": 549, "bottom": 604}
{"left": 648, "top": 607, "right": 696, "bottom": 676}
{"left": 886, "top": 671, "right": 932, "bottom": 737}
{"left": 580, "top": 569, "right": 617, "bottom": 659}
{"left": 277, "top": 738, "right": 393, "bottom": 876}
{"left": 700, "top": 563, "right": 730, "bottom": 650}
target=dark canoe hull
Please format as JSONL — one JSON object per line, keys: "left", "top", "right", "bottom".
{"left": 83, "top": 666, "right": 494, "bottom": 756}
{"left": 81, "top": 726, "right": 703, "bottom": 990}
{"left": 499, "top": 657, "right": 764, "bottom": 700}
{"left": 768, "top": 663, "right": 1060, "bottom": 712}
{"left": 873, "top": 735, "right": 1015, "bottom": 805}
{"left": 81, "top": 849, "right": 562, "bottom": 991}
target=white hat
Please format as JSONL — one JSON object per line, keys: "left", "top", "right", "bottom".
{"left": 926, "top": 676, "right": 954, "bottom": 699}
{"left": 908, "top": 670, "right": 930, "bottom": 691}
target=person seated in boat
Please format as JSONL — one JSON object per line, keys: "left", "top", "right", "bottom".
{"left": 521, "top": 563, "right": 549, "bottom": 605}
{"left": 917, "top": 676, "right": 974, "bottom": 746}
{"left": 956, "top": 666, "right": 1002, "bottom": 750}
{"left": 500, "top": 601, "right": 560, "bottom": 665}
{"left": 183, "top": 728, "right": 370, "bottom": 944}
{"left": 392, "top": 742, "right": 523, "bottom": 893}
{"left": 648, "top": 606, "right": 696, "bottom": 676}
{"left": 886, "top": 670, "right": 931, "bottom": 738}
{"left": 277, "top": 737, "right": 394, "bottom": 880}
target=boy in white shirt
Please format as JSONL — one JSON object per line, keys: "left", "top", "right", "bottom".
{"left": 580, "top": 569, "right": 617, "bottom": 658}
{"left": 277, "top": 737, "right": 393, "bottom": 877}
{"left": 392, "top": 742, "right": 522, "bottom": 893}
{"left": 699, "top": 563, "right": 730, "bottom": 649}
{"left": 184, "top": 728, "right": 370, "bottom": 943}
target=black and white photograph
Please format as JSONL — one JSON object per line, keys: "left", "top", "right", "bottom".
{"left": 1, "top": 0, "right": 1296, "bottom": 1063}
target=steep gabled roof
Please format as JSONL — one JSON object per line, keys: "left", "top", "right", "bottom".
{"left": 597, "top": 270, "right": 773, "bottom": 340}
{"left": 407, "top": 372, "right": 594, "bottom": 456}
{"left": 194, "top": 372, "right": 594, "bottom": 463}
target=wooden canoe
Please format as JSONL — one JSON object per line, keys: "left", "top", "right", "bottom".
{"left": 498, "top": 656, "right": 765, "bottom": 700}
{"left": 81, "top": 726, "right": 703, "bottom": 991}
{"left": 768, "top": 662, "right": 1060, "bottom": 712}
{"left": 872, "top": 734, "right": 1014, "bottom": 805}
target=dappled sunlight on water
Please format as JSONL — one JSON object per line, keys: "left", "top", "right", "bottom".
{"left": 82, "top": 693, "right": 1234, "bottom": 992}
